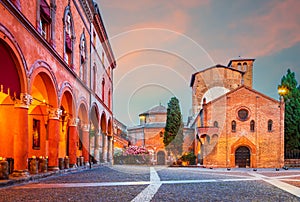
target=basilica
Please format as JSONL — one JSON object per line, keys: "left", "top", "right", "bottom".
{"left": 190, "top": 58, "right": 284, "bottom": 168}
{"left": 126, "top": 58, "right": 284, "bottom": 168}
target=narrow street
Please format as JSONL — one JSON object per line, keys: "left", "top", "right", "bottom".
{"left": 0, "top": 166, "right": 300, "bottom": 201}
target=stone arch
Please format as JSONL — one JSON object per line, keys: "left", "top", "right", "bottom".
{"left": 77, "top": 101, "right": 89, "bottom": 164}
{"left": 59, "top": 87, "right": 76, "bottom": 162}
{"left": 200, "top": 134, "right": 210, "bottom": 144}
{"left": 90, "top": 103, "right": 99, "bottom": 132}
{"left": 107, "top": 118, "right": 112, "bottom": 136}
{"left": 77, "top": 98, "right": 89, "bottom": 123}
{"left": 90, "top": 103, "right": 100, "bottom": 162}
{"left": 100, "top": 112, "right": 107, "bottom": 134}
{"left": 0, "top": 27, "right": 28, "bottom": 160}
{"left": 28, "top": 60, "right": 59, "bottom": 108}
{"left": 230, "top": 136, "right": 256, "bottom": 168}
{"left": 28, "top": 68, "right": 59, "bottom": 158}
{"left": 0, "top": 26, "right": 28, "bottom": 97}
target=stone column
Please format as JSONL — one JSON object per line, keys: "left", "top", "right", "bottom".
{"left": 68, "top": 118, "right": 79, "bottom": 167}
{"left": 47, "top": 108, "right": 62, "bottom": 170}
{"left": 94, "top": 132, "right": 100, "bottom": 163}
{"left": 102, "top": 133, "right": 108, "bottom": 163}
{"left": 107, "top": 136, "right": 113, "bottom": 163}
{"left": 82, "top": 124, "right": 90, "bottom": 166}
{"left": 12, "top": 93, "right": 32, "bottom": 177}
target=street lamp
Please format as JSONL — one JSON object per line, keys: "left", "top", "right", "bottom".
{"left": 278, "top": 86, "right": 288, "bottom": 97}
{"left": 278, "top": 85, "right": 287, "bottom": 169}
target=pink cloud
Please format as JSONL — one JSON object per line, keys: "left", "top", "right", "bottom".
{"left": 103, "top": 0, "right": 210, "bottom": 11}
{"left": 234, "top": 0, "right": 300, "bottom": 57}
{"left": 127, "top": 9, "right": 190, "bottom": 34}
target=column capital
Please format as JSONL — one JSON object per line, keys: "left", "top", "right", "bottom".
{"left": 14, "top": 93, "right": 32, "bottom": 109}
{"left": 49, "top": 108, "right": 62, "bottom": 120}
{"left": 82, "top": 123, "right": 89, "bottom": 132}
{"left": 69, "top": 118, "right": 79, "bottom": 127}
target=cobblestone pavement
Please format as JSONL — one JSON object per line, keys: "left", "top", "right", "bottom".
{"left": 0, "top": 166, "right": 300, "bottom": 201}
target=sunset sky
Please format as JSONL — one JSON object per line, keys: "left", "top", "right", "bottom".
{"left": 98, "top": 0, "right": 300, "bottom": 126}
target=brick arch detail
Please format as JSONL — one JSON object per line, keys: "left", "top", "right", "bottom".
{"left": 230, "top": 136, "right": 256, "bottom": 168}
{"left": 59, "top": 82, "right": 76, "bottom": 117}
{"left": 77, "top": 100, "right": 89, "bottom": 124}
{"left": 192, "top": 67, "right": 243, "bottom": 113}
{"left": 0, "top": 24, "right": 28, "bottom": 94}
{"left": 28, "top": 60, "right": 59, "bottom": 108}
{"left": 100, "top": 111, "right": 107, "bottom": 134}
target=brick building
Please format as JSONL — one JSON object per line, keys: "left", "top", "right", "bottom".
{"left": 190, "top": 58, "right": 284, "bottom": 168}
{"left": 128, "top": 105, "right": 194, "bottom": 165}
{"left": 0, "top": 0, "right": 115, "bottom": 176}
{"left": 113, "top": 118, "right": 129, "bottom": 149}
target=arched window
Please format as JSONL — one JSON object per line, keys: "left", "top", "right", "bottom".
{"left": 237, "top": 63, "right": 242, "bottom": 71}
{"left": 250, "top": 120, "right": 255, "bottom": 132}
{"left": 39, "top": 0, "right": 52, "bottom": 41}
{"left": 211, "top": 134, "right": 218, "bottom": 144}
{"left": 200, "top": 109, "right": 204, "bottom": 127}
{"left": 79, "top": 32, "right": 87, "bottom": 83}
{"left": 63, "top": 7, "right": 74, "bottom": 67}
{"left": 232, "top": 120, "right": 236, "bottom": 132}
{"left": 108, "top": 89, "right": 111, "bottom": 109}
{"left": 213, "top": 121, "right": 218, "bottom": 128}
{"left": 268, "top": 120, "right": 273, "bottom": 132}
{"left": 243, "top": 62, "right": 247, "bottom": 72}
{"left": 92, "top": 64, "right": 97, "bottom": 92}
{"left": 102, "top": 78, "right": 105, "bottom": 101}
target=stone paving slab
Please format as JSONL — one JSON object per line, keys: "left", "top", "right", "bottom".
{"left": 0, "top": 185, "right": 148, "bottom": 202}
{"left": 151, "top": 181, "right": 300, "bottom": 202}
{"left": 0, "top": 164, "right": 103, "bottom": 188}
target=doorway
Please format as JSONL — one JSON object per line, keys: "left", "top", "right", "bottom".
{"left": 235, "top": 146, "right": 250, "bottom": 168}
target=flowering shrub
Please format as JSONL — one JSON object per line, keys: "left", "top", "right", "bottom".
{"left": 114, "top": 146, "right": 150, "bottom": 165}
{"left": 124, "top": 146, "right": 149, "bottom": 156}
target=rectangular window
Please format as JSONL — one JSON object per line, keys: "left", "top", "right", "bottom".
{"left": 93, "top": 31, "right": 96, "bottom": 46}
{"left": 40, "top": 0, "right": 51, "bottom": 41}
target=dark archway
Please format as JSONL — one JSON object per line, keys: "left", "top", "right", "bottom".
{"left": 157, "top": 151, "right": 165, "bottom": 165}
{"left": 235, "top": 146, "right": 250, "bottom": 168}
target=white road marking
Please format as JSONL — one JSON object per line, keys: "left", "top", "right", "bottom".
{"left": 12, "top": 168, "right": 300, "bottom": 200}
{"left": 249, "top": 172, "right": 300, "bottom": 198}
{"left": 13, "top": 181, "right": 151, "bottom": 189}
{"left": 131, "top": 167, "right": 162, "bottom": 202}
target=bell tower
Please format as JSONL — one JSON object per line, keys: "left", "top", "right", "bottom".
{"left": 227, "top": 58, "right": 255, "bottom": 88}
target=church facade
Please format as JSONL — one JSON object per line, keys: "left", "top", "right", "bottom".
{"left": 190, "top": 58, "right": 284, "bottom": 168}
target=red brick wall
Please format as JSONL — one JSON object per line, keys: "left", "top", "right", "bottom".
{"left": 199, "top": 86, "right": 284, "bottom": 168}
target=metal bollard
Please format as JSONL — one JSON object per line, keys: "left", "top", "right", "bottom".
{"left": 64, "top": 156, "right": 69, "bottom": 169}
{"left": 80, "top": 156, "right": 84, "bottom": 166}
{"left": 6, "top": 158, "right": 14, "bottom": 174}
{"left": 76, "top": 157, "right": 80, "bottom": 167}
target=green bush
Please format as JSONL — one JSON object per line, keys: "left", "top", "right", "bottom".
{"left": 180, "top": 152, "right": 196, "bottom": 165}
